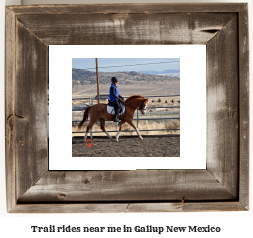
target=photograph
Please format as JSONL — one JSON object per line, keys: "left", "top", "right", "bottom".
{"left": 72, "top": 58, "right": 180, "bottom": 157}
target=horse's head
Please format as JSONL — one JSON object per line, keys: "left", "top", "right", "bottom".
{"left": 139, "top": 97, "right": 149, "bottom": 115}
{"left": 125, "top": 95, "right": 149, "bottom": 115}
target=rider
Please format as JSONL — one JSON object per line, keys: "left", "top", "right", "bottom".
{"left": 109, "top": 77, "right": 124, "bottom": 122}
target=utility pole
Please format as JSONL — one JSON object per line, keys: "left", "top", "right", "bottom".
{"left": 95, "top": 58, "right": 100, "bottom": 104}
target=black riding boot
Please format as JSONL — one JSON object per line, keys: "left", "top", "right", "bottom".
{"left": 113, "top": 107, "right": 119, "bottom": 122}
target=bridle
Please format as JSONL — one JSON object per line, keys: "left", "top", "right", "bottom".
{"left": 118, "top": 98, "right": 146, "bottom": 119}
{"left": 124, "top": 99, "right": 146, "bottom": 110}
{"left": 138, "top": 99, "right": 147, "bottom": 111}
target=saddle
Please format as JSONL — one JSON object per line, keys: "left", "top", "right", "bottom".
{"left": 107, "top": 101, "right": 125, "bottom": 115}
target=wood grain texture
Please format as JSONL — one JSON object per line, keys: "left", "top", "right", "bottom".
{"left": 10, "top": 202, "right": 247, "bottom": 213}
{"left": 18, "top": 170, "right": 236, "bottom": 202}
{"left": 126, "top": 202, "right": 248, "bottom": 213}
{"left": 238, "top": 4, "right": 249, "bottom": 209}
{"left": 16, "top": 13, "right": 235, "bottom": 45}
{"left": 15, "top": 20, "right": 48, "bottom": 200}
{"left": 206, "top": 16, "right": 239, "bottom": 198}
{"left": 5, "top": 7, "right": 17, "bottom": 212}
{"left": 7, "top": 3, "right": 246, "bottom": 15}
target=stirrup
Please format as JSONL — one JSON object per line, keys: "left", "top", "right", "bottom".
{"left": 113, "top": 115, "right": 119, "bottom": 122}
{"left": 118, "top": 115, "right": 122, "bottom": 125}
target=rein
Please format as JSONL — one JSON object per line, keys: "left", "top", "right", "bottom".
{"left": 124, "top": 99, "right": 146, "bottom": 110}
{"left": 118, "top": 97, "right": 146, "bottom": 121}
{"left": 123, "top": 98, "right": 146, "bottom": 118}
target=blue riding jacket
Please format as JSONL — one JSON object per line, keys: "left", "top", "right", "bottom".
{"left": 109, "top": 83, "right": 119, "bottom": 102}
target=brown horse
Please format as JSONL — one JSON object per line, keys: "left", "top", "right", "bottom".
{"left": 78, "top": 95, "right": 149, "bottom": 141}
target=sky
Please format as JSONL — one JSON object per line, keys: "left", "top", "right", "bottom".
{"left": 72, "top": 58, "right": 180, "bottom": 73}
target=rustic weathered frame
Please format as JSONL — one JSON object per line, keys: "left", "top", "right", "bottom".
{"left": 5, "top": 4, "right": 249, "bottom": 213}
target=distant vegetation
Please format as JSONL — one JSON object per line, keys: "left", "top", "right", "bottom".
{"left": 72, "top": 68, "right": 180, "bottom": 88}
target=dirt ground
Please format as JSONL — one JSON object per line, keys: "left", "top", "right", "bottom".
{"left": 72, "top": 135, "right": 180, "bottom": 157}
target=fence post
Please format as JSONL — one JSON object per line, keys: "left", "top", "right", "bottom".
{"left": 90, "top": 98, "right": 93, "bottom": 140}
{"left": 137, "top": 108, "right": 139, "bottom": 129}
{"left": 146, "top": 110, "right": 148, "bottom": 125}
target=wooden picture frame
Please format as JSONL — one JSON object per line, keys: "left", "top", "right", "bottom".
{"left": 5, "top": 3, "right": 249, "bottom": 213}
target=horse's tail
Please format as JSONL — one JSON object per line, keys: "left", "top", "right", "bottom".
{"left": 78, "top": 106, "right": 92, "bottom": 131}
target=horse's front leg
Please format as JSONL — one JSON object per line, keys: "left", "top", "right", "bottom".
{"left": 127, "top": 120, "right": 143, "bottom": 140}
{"left": 116, "top": 122, "right": 125, "bottom": 141}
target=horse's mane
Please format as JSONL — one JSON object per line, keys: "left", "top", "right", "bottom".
{"left": 125, "top": 95, "right": 144, "bottom": 102}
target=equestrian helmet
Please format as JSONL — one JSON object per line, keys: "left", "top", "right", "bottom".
{"left": 111, "top": 77, "right": 118, "bottom": 83}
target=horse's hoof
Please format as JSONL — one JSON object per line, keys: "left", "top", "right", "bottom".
{"left": 109, "top": 137, "right": 113, "bottom": 140}
{"left": 116, "top": 139, "right": 119, "bottom": 142}
{"left": 139, "top": 137, "right": 143, "bottom": 140}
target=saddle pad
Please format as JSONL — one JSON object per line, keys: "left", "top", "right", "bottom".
{"left": 107, "top": 105, "right": 125, "bottom": 116}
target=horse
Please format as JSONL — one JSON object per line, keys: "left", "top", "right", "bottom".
{"left": 77, "top": 95, "right": 149, "bottom": 141}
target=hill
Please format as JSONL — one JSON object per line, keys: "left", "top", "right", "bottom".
{"left": 72, "top": 68, "right": 179, "bottom": 87}
{"left": 72, "top": 68, "right": 180, "bottom": 97}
